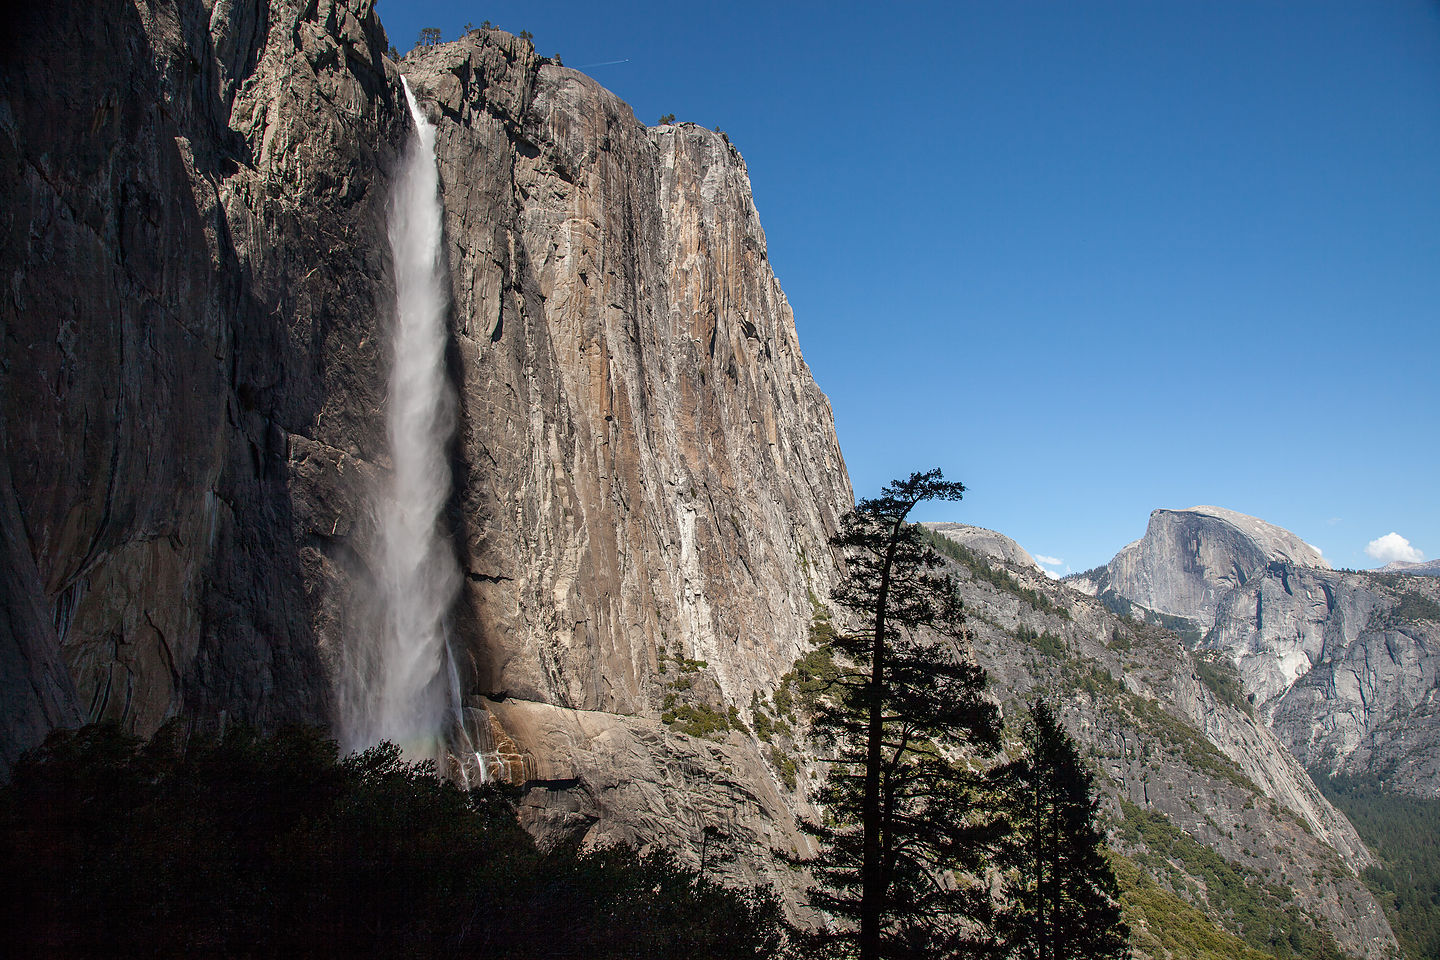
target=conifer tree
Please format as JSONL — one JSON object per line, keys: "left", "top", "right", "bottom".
{"left": 800, "top": 469, "right": 1003, "bottom": 960}
{"left": 997, "top": 700, "right": 1129, "bottom": 960}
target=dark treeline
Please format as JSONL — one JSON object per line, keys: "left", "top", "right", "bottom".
{"left": 0, "top": 723, "right": 783, "bottom": 959}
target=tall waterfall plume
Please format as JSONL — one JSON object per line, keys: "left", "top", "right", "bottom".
{"left": 342, "top": 77, "right": 469, "bottom": 769}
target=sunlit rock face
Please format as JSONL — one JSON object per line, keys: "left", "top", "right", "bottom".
{"left": 1084, "top": 506, "right": 1328, "bottom": 629}
{"left": 1205, "top": 566, "right": 1383, "bottom": 706}
{"left": 1073, "top": 505, "right": 1342, "bottom": 704}
{"left": 392, "top": 37, "right": 852, "bottom": 891}
{"left": 398, "top": 35, "right": 850, "bottom": 723}
{"left": 1077, "top": 503, "right": 1440, "bottom": 796}
{"left": 1260, "top": 578, "right": 1440, "bottom": 795}
{"left": 1377, "top": 558, "right": 1440, "bottom": 576}
{"left": 0, "top": 1, "right": 851, "bottom": 899}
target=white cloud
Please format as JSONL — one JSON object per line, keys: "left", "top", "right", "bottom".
{"left": 1033, "top": 554, "right": 1065, "bottom": 580}
{"left": 1365, "top": 532, "right": 1424, "bottom": 565}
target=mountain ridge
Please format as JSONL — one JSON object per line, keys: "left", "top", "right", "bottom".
{"left": 919, "top": 529, "right": 1396, "bottom": 957}
{"left": 1075, "top": 504, "right": 1440, "bottom": 798}
{"left": 1378, "top": 559, "right": 1440, "bottom": 577}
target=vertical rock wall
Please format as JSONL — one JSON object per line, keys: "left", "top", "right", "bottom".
{"left": 0, "top": 5, "right": 853, "bottom": 894}
{"left": 390, "top": 38, "right": 852, "bottom": 886}
{"left": 1077, "top": 505, "right": 1440, "bottom": 795}
{"left": 2, "top": 0, "right": 413, "bottom": 769}
{"left": 400, "top": 36, "right": 849, "bottom": 724}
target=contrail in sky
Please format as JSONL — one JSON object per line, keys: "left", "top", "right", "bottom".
{"left": 575, "top": 58, "right": 631, "bottom": 68}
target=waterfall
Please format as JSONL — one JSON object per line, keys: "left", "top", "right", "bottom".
{"left": 342, "top": 77, "right": 472, "bottom": 773}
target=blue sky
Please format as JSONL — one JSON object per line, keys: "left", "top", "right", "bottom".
{"left": 378, "top": 1, "right": 1440, "bottom": 574}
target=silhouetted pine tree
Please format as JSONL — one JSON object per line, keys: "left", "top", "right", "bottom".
{"left": 997, "top": 701, "right": 1129, "bottom": 960}
{"left": 799, "top": 469, "right": 1004, "bottom": 960}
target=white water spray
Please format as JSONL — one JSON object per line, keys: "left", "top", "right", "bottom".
{"left": 343, "top": 78, "right": 469, "bottom": 768}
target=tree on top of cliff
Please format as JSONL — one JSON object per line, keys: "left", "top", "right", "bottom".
{"left": 993, "top": 700, "right": 1129, "bottom": 960}
{"left": 798, "top": 469, "right": 1005, "bottom": 960}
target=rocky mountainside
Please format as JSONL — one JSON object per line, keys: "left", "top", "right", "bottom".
{"left": 925, "top": 531, "right": 1398, "bottom": 958}
{"left": 397, "top": 32, "right": 855, "bottom": 895}
{"left": 1069, "top": 506, "right": 1329, "bottom": 630}
{"left": 922, "top": 521, "right": 1043, "bottom": 571}
{"left": 1378, "top": 559, "right": 1440, "bottom": 577}
{"left": 1071, "top": 507, "right": 1440, "bottom": 797}
{"left": 398, "top": 33, "right": 850, "bottom": 717}
{"left": 1248, "top": 572, "right": 1440, "bottom": 795}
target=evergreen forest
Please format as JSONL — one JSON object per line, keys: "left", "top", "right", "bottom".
{"left": 1315, "top": 772, "right": 1440, "bottom": 960}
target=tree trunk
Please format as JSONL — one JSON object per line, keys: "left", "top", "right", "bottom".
{"left": 859, "top": 515, "right": 905, "bottom": 960}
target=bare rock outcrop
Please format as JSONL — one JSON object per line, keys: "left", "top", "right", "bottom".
{"left": 922, "top": 521, "right": 1043, "bottom": 572}
{"left": 478, "top": 696, "right": 817, "bottom": 907}
{"left": 1206, "top": 565, "right": 1388, "bottom": 705}
{"left": 387, "top": 33, "right": 853, "bottom": 882}
{"left": 1263, "top": 581, "right": 1440, "bottom": 794}
{"left": 946, "top": 546, "right": 1397, "bottom": 957}
{"left": 397, "top": 35, "right": 850, "bottom": 723}
{"left": 1072, "top": 506, "right": 1328, "bottom": 629}
{"left": 1378, "top": 558, "right": 1440, "bottom": 577}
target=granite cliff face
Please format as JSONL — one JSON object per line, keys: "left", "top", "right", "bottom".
{"left": 1, "top": 0, "right": 851, "bottom": 902}
{"left": 398, "top": 35, "right": 849, "bottom": 716}
{"left": 1, "top": 0, "right": 405, "bottom": 767}
{"left": 1253, "top": 574, "right": 1440, "bottom": 795}
{"left": 1070, "top": 506, "right": 1329, "bottom": 630}
{"left": 1074, "top": 506, "right": 1440, "bottom": 797}
{"left": 395, "top": 35, "right": 853, "bottom": 882}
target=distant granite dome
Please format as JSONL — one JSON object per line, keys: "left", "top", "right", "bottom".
{"left": 1072, "top": 506, "right": 1328, "bottom": 630}
{"left": 1178, "top": 506, "right": 1329, "bottom": 569}
{"left": 1378, "top": 558, "right": 1440, "bottom": 577}
{"left": 921, "top": 522, "right": 1042, "bottom": 572}
{"left": 1078, "top": 503, "right": 1440, "bottom": 798}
